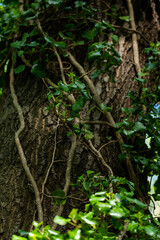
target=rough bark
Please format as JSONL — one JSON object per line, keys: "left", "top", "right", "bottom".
{"left": 0, "top": 0, "right": 159, "bottom": 238}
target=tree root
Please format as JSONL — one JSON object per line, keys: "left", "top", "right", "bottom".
{"left": 41, "top": 119, "right": 60, "bottom": 203}
{"left": 9, "top": 51, "right": 43, "bottom": 222}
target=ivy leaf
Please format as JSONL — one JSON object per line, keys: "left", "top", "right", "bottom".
{"left": 75, "top": 1, "right": 86, "bottom": 8}
{"left": 48, "top": 0, "right": 63, "bottom": 5}
{"left": 127, "top": 221, "right": 138, "bottom": 233}
{"left": 44, "top": 35, "right": 53, "bottom": 44}
{"left": 28, "top": 41, "right": 40, "bottom": 47}
{"left": 97, "top": 202, "right": 111, "bottom": 213}
{"left": 109, "top": 207, "right": 126, "bottom": 218}
{"left": 68, "top": 229, "right": 81, "bottom": 240}
{"left": 119, "top": 16, "right": 130, "bottom": 22}
{"left": 72, "top": 96, "right": 87, "bottom": 113}
{"left": 112, "top": 35, "right": 118, "bottom": 43}
{"left": 88, "top": 51, "right": 101, "bottom": 60}
{"left": 81, "top": 216, "right": 97, "bottom": 226}
{"left": 91, "top": 69, "right": 101, "bottom": 79}
{"left": 134, "top": 77, "right": 146, "bottom": 83}
{"left": 146, "top": 61, "right": 158, "bottom": 70}
{"left": 31, "top": 64, "right": 47, "bottom": 78}
{"left": 12, "top": 236, "right": 27, "bottom": 240}
{"left": 75, "top": 80, "right": 85, "bottom": 90}
{"left": 53, "top": 216, "right": 70, "bottom": 225}
{"left": 52, "top": 190, "right": 66, "bottom": 205}
{"left": 133, "top": 122, "right": 146, "bottom": 131}
{"left": 14, "top": 65, "right": 25, "bottom": 74}
{"left": 11, "top": 41, "right": 23, "bottom": 48}
{"left": 54, "top": 41, "right": 66, "bottom": 49}
{"left": 144, "top": 225, "right": 157, "bottom": 237}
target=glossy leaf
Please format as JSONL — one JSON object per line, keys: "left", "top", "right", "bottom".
{"left": 53, "top": 216, "right": 70, "bottom": 225}
{"left": 14, "top": 65, "right": 25, "bottom": 74}
{"left": 31, "top": 64, "right": 47, "bottom": 78}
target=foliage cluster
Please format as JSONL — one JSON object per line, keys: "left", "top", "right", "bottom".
{"left": 12, "top": 172, "right": 160, "bottom": 240}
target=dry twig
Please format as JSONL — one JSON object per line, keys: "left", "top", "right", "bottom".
{"left": 117, "top": 222, "right": 129, "bottom": 240}
{"left": 41, "top": 119, "right": 60, "bottom": 203}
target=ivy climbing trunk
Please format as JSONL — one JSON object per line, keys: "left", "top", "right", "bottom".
{"left": 0, "top": 0, "right": 159, "bottom": 238}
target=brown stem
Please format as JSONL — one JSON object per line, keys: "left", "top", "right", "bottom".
{"left": 9, "top": 51, "right": 43, "bottom": 222}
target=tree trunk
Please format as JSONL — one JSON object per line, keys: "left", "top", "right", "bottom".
{"left": 0, "top": 0, "right": 159, "bottom": 238}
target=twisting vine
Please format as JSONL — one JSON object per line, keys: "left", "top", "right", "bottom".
{"left": 9, "top": 50, "right": 43, "bottom": 223}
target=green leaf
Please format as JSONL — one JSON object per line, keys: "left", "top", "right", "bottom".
{"left": 53, "top": 216, "right": 70, "bottom": 225}
{"left": 90, "top": 195, "right": 106, "bottom": 203}
{"left": 11, "top": 41, "right": 23, "bottom": 48}
{"left": 75, "top": 40, "right": 85, "bottom": 45}
{"left": 48, "top": 0, "right": 63, "bottom": 5}
{"left": 18, "top": 230, "right": 29, "bottom": 237}
{"left": 17, "top": 50, "right": 24, "bottom": 57}
{"left": 72, "top": 96, "right": 87, "bottom": 113}
{"left": 12, "top": 236, "right": 27, "bottom": 240}
{"left": 14, "top": 65, "right": 25, "bottom": 74}
{"left": 31, "top": 64, "right": 47, "bottom": 78}
{"left": 127, "top": 221, "right": 138, "bottom": 233}
{"left": 146, "top": 61, "right": 157, "bottom": 70}
{"left": 91, "top": 69, "right": 101, "bottom": 79}
{"left": 68, "top": 229, "right": 81, "bottom": 240}
{"left": 123, "top": 129, "right": 135, "bottom": 136}
{"left": 75, "top": 1, "right": 86, "bottom": 8}
{"left": 119, "top": 16, "right": 130, "bottom": 22}
{"left": 28, "top": 41, "right": 40, "bottom": 47}
{"left": 88, "top": 51, "right": 101, "bottom": 60}
{"left": 112, "top": 35, "right": 118, "bottom": 43}
{"left": 75, "top": 80, "right": 85, "bottom": 90}
{"left": 97, "top": 202, "right": 111, "bottom": 213}
{"left": 109, "top": 207, "right": 126, "bottom": 218}
{"left": 134, "top": 77, "right": 146, "bottom": 83}
{"left": 133, "top": 122, "right": 146, "bottom": 131}
{"left": 59, "top": 82, "right": 70, "bottom": 92}
{"left": 44, "top": 35, "right": 53, "bottom": 44}
{"left": 144, "top": 225, "right": 157, "bottom": 237}
{"left": 82, "top": 216, "right": 97, "bottom": 226}
{"left": 54, "top": 41, "right": 66, "bottom": 49}
{"left": 52, "top": 190, "right": 66, "bottom": 205}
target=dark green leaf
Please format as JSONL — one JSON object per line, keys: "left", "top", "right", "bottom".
{"left": 134, "top": 77, "right": 146, "bottom": 83}
{"left": 48, "top": 0, "right": 63, "bottom": 5}
{"left": 112, "top": 35, "right": 118, "bottom": 43}
{"left": 75, "top": 1, "right": 86, "bottom": 8}
{"left": 52, "top": 190, "right": 66, "bottom": 205}
{"left": 14, "top": 65, "right": 25, "bottom": 74}
{"left": 28, "top": 41, "right": 40, "bottom": 47}
{"left": 133, "top": 122, "right": 146, "bottom": 131}
{"left": 72, "top": 96, "right": 87, "bottom": 113}
{"left": 91, "top": 69, "right": 101, "bottom": 79}
{"left": 88, "top": 51, "right": 101, "bottom": 60}
{"left": 54, "top": 41, "right": 66, "bottom": 49}
{"left": 31, "top": 64, "right": 47, "bottom": 78}
{"left": 11, "top": 41, "right": 23, "bottom": 48}
{"left": 44, "top": 35, "right": 53, "bottom": 44}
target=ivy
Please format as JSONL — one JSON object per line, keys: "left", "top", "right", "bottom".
{"left": 12, "top": 173, "right": 160, "bottom": 239}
